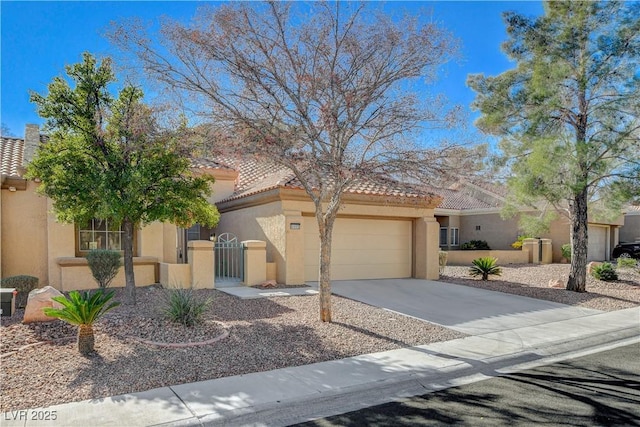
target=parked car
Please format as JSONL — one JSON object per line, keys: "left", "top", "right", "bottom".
{"left": 611, "top": 242, "right": 640, "bottom": 260}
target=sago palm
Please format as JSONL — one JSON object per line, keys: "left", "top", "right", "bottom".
{"left": 44, "top": 289, "right": 120, "bottom": 355}
{"left": 469, "top": 257, "right": 502, "bottom": 281}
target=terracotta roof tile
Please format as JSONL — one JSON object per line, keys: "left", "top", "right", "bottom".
{"left": 1, "top": 136, "right": 25, "bottom": 177}
{"left": 431, "top": 186, "right": 495, "bottom": 210}
{"left": 212, "top": 156, "right": 437, "bottom": 202}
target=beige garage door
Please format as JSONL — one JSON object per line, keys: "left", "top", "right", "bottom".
{"left": 304, "top": 217, "right": 412, "bottom": 282}
{"left": 588, "top": 225, "right": 607, "bottom": 262}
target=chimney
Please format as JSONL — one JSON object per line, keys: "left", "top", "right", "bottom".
{"left": 23, "top": 124, "right": 40, "bottom": 166}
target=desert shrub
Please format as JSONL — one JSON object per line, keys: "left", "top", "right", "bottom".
{"left": 591, "top": 262, "right": 618, "bottom": 282}
{"left": 561, "top": 243, "right": 572, "bottom": 261}
{"left": 469, "top": 257, "right": 502, "bottom": 281}
{"left": 162, "top": 287, "right": 211, "bottom": 327}
{"left": 616, "top": 257, "right": 637, "bottom": 269}
{"left": 511, "top": 235, "right": 531, "bottom": 249}
{"left": 86, "top": 250, "right": 122, "bottom": 288}
{"left": 0, "top": 275, "right": 39, "bottom": 308}
{"left": 461, "top": 240, "right": 491, "bottom": 250}
{"left": 439, "top": 250, "right": 448, "bottom": 274}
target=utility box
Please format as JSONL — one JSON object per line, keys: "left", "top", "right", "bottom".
{"left": 0, "top": 288, "right": 17, "bottom": 317}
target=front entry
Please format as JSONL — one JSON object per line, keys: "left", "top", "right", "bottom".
{"left": 214, "top": 233, "right": 244, "bottom": 283}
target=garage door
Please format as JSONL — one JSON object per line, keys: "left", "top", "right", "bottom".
{"left": 588, "top": 225, "right": 607, "bottom": 262}
{"left": 304, "top": 217, "right": 412, "bottom": 281}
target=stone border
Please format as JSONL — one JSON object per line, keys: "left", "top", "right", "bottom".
{"left": 1, "top": 336, "right": 75, "bottom": 359}
{"left": 1, "top": 321, "right": 231, "bottom": 357}
{"left": 126, "top": 321, "right": 230, "bottom": 348}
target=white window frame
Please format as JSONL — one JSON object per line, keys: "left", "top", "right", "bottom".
{"left": 440, "top": 227, "right": 448, "bottom": 246}
{"left": 450, "top": 227, "right": 460, "bottom": 246}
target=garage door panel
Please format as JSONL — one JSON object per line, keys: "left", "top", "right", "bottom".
{"left": 587, "top": 225, "right": 607, "bottom": 262}
{"left": 304, "top": 217, "right": 412, "bottom": 281}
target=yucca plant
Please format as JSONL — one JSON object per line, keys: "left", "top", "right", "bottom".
{"left": 43, "top": 289, "right": 120, "bottom": 355}
{"left": 469, "top": 257, "right": 502, "bottom": 281}
{"left": 162, "top": 287, "right": 211, "bottom": 327}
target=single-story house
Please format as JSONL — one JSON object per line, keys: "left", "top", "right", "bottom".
{"left": 434, "top": 181, "right": 625, "bottom": 262}
{"left": 1, "top": 125, "right": 443, "bottom": 290}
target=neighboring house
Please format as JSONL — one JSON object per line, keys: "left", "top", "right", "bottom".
{"left": 619, "top": 205, "right": 640, "bottom": 243}
{"left": 434, "top": 181, "right": 624, "bottom": 262}
{"left": 1, "top": 125, "right": 443, "bottom": 289}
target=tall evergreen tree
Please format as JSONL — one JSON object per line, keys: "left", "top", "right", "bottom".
{"left": 468, "top": 1, "right": 640, "bottom": 292}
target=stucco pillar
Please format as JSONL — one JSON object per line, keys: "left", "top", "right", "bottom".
{"left": 187, "top": 240, "right": 215, "bottom": 289}
{"left": 540, "top": 238, "right": 553, "bottom": 264}
{"left": 242, "top": 240, "right": 267, "bottom": 286}
{"left": 414, "top": 217, "right": 440, "bottom": 280}
{"left": 522, "top": 238, "right": 539, "bottom": 264}
{"left": 284, "top": 210, "right": 305, "bottom": 285}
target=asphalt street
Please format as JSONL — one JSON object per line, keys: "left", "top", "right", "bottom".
{"left": 295, "top": 343, "right": 640, "bottom": 427}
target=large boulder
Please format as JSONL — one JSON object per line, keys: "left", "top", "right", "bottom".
{"left": 23, "top": 286, "right": 64, "bottom": 324}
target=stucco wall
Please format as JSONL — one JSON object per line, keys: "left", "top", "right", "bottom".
{"left": 1, "top": 183, "right": 49, "bottom": 284}
{"left": 215, "top": 201, "right": 287, "bottom": 282}
{"left": 446, "top": 250, "right": 529, "bottom": 266}
{"left": 208, "top": 178, "right": 237, "bottom": 204}
{"left": 620, "top": 213, "right": 640, "bottom": 242}
{"left": 459, "top": 212, "right": 521, "bottom": 251}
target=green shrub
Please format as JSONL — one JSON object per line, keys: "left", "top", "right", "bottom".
{"left": 461, "top": 240, "right": 491, "bottom": 250}
{"left": 591, "top": 262, "right": 618, "bottom": 282}
{"left": 616, "top": 257, "right": 637, "bottom": 269}
{"left": 469, "top": 257, "right": 502, "bottom": 281}
{"left": 561, "top": 243, "right": 572, "bottom": 261}
{"left": 44, "top": 289, "right": 120, "bottom": 355}
{"left": 86, "top": 250, "right": 122, "bottom": 288}
{"left": 438, "top": 250, "right": 448, "bottom": 274}
{"left": 162, "top": 287, "right": 211, "bottom": 327}
{"left": 0, "top": 275, "right": 39, "bottom": 308}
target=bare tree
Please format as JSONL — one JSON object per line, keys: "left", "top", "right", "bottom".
{"left": 110, "top": 1, "right": 481, "bottom": 321}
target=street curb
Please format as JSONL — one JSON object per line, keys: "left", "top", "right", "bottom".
{"left": 152, "top": 326, "right": 640, "bottom": 427}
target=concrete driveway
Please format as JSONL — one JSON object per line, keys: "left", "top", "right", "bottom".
{"left": 321, "top": 279, "right": 602, "bottom": 335}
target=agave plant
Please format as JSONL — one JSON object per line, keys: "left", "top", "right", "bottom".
{"left": 469, "top": 257, "right": 502, "bottom": 281}
{"left": 44, "top": 289, "right": 120, "bottom": 355}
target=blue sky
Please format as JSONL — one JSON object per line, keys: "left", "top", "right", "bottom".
{"left": 1, "top": 1, "right": 544, "bottom": 138}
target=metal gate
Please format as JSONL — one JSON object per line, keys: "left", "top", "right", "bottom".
{"left": 214, "top": 233, "right": 244, "bottom": 282}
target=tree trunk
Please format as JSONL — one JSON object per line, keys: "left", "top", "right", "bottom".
{"left": 567, "top": 189, "right": 588, "bottom": 292}
{"left": 318, "top": 218, "right": 335, "bottom": 323}
{"left": 122, "top": 219, "right": 137, "bottom": 305}
{"left": 77, "top": 324, "right": 95, "bottom": 355}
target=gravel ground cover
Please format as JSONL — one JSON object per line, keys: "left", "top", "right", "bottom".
{"left": 440, "top": 263, "right": 640, "bottom": 311}
{"left": 0, "top": 286, "right": 464, "bottom": 412}
{"left": 2, "top": 263, "right": 637, "bottom": 412}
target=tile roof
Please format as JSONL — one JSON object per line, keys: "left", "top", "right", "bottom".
{"left": 430, "top": 186, "right": 496, "bottom": 210}
{"left": 212, "top": 156, "right": 438, "bottom": 203}
{"left": 190, "top": 157, "right": 236, "bottom": 171}
{"left": 0, "top": 134, "right": 504, "bottom": 212}
{"left": 1, "top": 136, "right": 25, "bottom": 177}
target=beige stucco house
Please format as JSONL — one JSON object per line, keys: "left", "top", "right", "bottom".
{"left": 620, "top": 206, "right": 640, "bottom": 243}
{"left": 434, "top": 181, "right": 625, "bottom": 262}
{"left": 1, "top": 125, "right": 443, "bottom": 290}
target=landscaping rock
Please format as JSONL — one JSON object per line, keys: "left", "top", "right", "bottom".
{"left": 548, "top": 278, "right": 564, "bottom": 288}
{"left": 23, "top": 286, "right": 64, "bottom": 324}
{"left": 587, "top": 261, "right": 602, "bottom": 275}
{"left": 257, "top": 280, "right": 278, "bottom": 289}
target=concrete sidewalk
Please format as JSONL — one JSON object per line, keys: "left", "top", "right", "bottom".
{"left": 2, "top": 306, "right": 638, "bottom": 427}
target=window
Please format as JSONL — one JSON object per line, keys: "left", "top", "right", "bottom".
{"left": 78, "top": 219, "right": 124, "bottom": 253}
{"left": 440, "top": 228, "right": 448, "bottom": 246}
{"left": 186, "top": 224, "right": 202, "bottom": 241}
{"left": 450, "top": 227, "right": 459, "bottom": 246}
